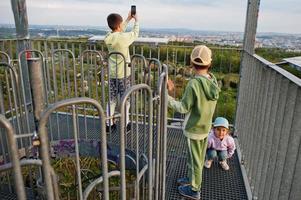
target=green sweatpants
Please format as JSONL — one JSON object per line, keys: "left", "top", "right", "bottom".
{"left": 187, "top": 137, "right": 208, "bottom": 191}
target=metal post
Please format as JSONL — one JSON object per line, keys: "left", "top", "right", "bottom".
{"left": 160, "top": 64, "right": 168, "bottom": 200}
{"left": 27, "top": 58, "right": 45, "bottom": 130}
{"left": 235, "top": 0, "right": 261, "bottom": 140}
{"left": 11, "top": 0, "right": 31, "bottom": 102}
{"left": 242, "top": 0, "right": 261, "bottom": 54}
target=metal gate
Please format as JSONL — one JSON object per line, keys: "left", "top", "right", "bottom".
{"left": 0, "top": 48, "right": 168, "bottom": 200}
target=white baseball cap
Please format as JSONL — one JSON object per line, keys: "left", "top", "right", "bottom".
{"left": 190, "top": 45, "right": 212, "bottom": 66}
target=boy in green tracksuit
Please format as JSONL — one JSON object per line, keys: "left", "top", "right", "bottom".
{"left": 104, "top": 11, "right": 139, "bottom": 131}
{"left": 167, "top": 45, "right": 220, "bottom": 200}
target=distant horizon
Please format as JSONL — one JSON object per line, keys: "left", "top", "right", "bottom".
{"left": 1, "top": 0, "right": 301, "bottom": 34}
{"left": 1, "top": 23, "right": 301, "bottom": 36}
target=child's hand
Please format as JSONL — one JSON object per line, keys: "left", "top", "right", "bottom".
{"left": 132, "top": 13, "right": 138, "bottom": 21}
{"left": 167, "top": 79, "right": 175, "bottom": 92}
{"left": 126, "top": 11, "right": 133, "bottom": 21}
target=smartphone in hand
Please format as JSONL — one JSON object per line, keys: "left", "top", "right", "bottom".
{"left": 131, "top": 5, "right": 136, "bottom": 16}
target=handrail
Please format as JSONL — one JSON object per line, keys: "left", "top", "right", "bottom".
{"left": 119, "top": 84, "right": 153, "bottom": 200}
{"left": 0, "top": 115, "right": 26, "bottom": 200}
{"left": 38, "top": 97, "right": 109, "bottom": 200}
{"left": 0, "top": 51, "right": 11, "bottom": 64}
{"left": 253, "top": 53, "right": 301, "bottom": 86}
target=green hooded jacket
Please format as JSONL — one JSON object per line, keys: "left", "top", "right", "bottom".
{"left": 168, "top": 73, "right": 220, "bottom": 140}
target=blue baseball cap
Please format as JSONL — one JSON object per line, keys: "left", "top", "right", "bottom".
{"left": 213, "top": 117, "right": 229, "bottom": 129}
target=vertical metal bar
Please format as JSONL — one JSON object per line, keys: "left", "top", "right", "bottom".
{"left": 10, "top": 0, "right": 31, "bottom": 102}
{"left": 16, "top": 53, "right": 31, "bottom": 134}
{"left": 72, "top": 105, "right": 83, "bottom": 200}
{"left": 161, "top": 65, "right": 168, "bottom": 200}
{"left": 0, "top": 82, "right": 4, "bottom": 114}
{"left": 39, "top": 125, "right": 55, "bottom": 199}
{"left": 27, "top": 58, "right": 45, "bottom": 131}
{"left": 258, "top": 71, "right": 278, "bottom": 199}
{"left": 9, "top": 67, "right": 23, "bottom": 136}
{"left": 289, "top": 116, "right": 301, "bottom": 200}
{"left": 246, "top": 59, "right": 261, "bottom": 179}
{"left": 59, "top": 51, "right": 65, "bottom": 98}
{"left": 51, "top": 48, "right": 61, "bottom": 139}
{"left": 270, "top": 82, "right": 298, "bottom": 200}
{"left": 263, "top": 77, "right": 288, "bottom": 200}
{"left": 242, "top": 0, "right": 261, "bottom": 54}
{"left": 0, "top": 115, "right": 26, "bottom": 200}
{"left": 253, "top": 68, "right": 271, "bottom": 199}
{"left": 100, "top": 65, "right": 105, "bottom": 109}
{"left": 135, "top": 91, "right": 140, "bottom": 200}
{"left": 278, "top": 85, "right": 299, "bottom": 200}
{"left": 5, "top": 70, "right": 16, "bottom": 128}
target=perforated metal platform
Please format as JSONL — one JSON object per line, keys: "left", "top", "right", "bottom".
{"left": 0, "top": 187, "right": 35, "bottom": 200}
{"left": 45, "top": 114, "right": 249, "bottom": 199}
{"left": 165, "top": 127, "right": 248, "bottom": 200}
{"left": 5, "top": 114, "right": 248, "bottom": 199}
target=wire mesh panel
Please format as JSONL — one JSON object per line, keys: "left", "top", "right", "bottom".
{"left": 0, "top": 114, "right": 57, "bottom": 200}
{"left": 0, "top": 38, "right": 250, "bottom": 200}
{"left": 119, "top": 84, "right": 154, "bottom": 200}
{"left": 38, "top": 98, "right": 110, "bottom": 200}
{"left": 0, "top": 62, "right": 33, "bottom": 164}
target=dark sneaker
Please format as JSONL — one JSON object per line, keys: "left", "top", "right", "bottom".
{"left": 106, "top": 124, "right": 116, "bottom": 132}
{"left": 177, "top": 177, "right": 190, "bottom": 186}
{"left": 178, "top": 185, "right": 200, "bottom": 200}
{"left": 126, "top": 124, "right": 131, "bottom": 132}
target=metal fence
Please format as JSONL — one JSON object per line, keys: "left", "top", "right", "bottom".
{"left": 0, "top": 38, "right": 245, "bottom": 200}
{"left": 0, "top": 38, "right": 169, "bottom": 199}
{"left": 0, "top": 39, "right": 242, "bottom": 124}
{"left": 235, "top": 51, "right": 301, "bottom": 200}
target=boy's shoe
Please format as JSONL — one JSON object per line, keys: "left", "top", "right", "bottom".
{"left": 126, "top": 124, "right": 131, "bottom": 132}
{"left": 106, "top": 124, "right": 116, "bottom": 132}
{"left": 177, "top": 177, "right": 190, "bottom": 186}
{"left": 219, "top": 160, "right": 230, "bottom": 171}
{"left": 178, "top": 185, "right": 200, "bottom": 200}
{"left": 204, "top": 159, "right": 213, "bottom": 169}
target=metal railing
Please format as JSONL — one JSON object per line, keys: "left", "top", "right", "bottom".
{"left": 0, "top": 39, "right": 242, "bottom": 124}
{"left": 235, "top": 51, "right": 301, "bottom": 200}
{"left": 0, "top": 39, "right": 169, "bottom": 199}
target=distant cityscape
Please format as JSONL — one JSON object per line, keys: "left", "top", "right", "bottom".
{"left": 0, "top": 24, "right": 301, "bottom": 52}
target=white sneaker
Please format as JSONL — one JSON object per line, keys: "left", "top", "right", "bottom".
{"left": 204, "top": 159, "right": 213, "bottom": 168}
{"left": 219, "top": 160, "right": 230, "bottom": 171}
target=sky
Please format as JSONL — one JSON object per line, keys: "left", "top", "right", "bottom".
{"left": 0, "top": 0, "right": 300, "bottom": 34}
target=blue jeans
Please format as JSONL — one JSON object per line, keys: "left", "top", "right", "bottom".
{"left": 206, "top": 149, "right": 228, "bottom": 161}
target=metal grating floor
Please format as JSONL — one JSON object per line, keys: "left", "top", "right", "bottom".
{"left": 165, "top": 127, "right": 248, "bottom": 200}
{"left": 6, "top": 114, "right": 248, "bottom": 199}
{"left": 45, "top": 115, "right": 249, "bottom": 199}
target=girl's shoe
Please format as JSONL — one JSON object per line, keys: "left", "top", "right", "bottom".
{"left": 178, "top": 185, "right": 200, "bottom": 200}
{"left": 177, "top": 177, "right": 190, "bottom": 185}
{"left": 204, "top": 159, "right": 213, "bottom": 168}
{"left": 219, "top": 160, "right": 230, "bottom": 170}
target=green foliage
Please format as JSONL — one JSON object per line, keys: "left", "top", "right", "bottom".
{"left": 214, "top": 88, "right": 237, "bottom": 124}
{"left": 281, "top": 65, "right": 301, "bottom": 79}
{"left": 255, "top": 48, "right": 301, "bottom": 63}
